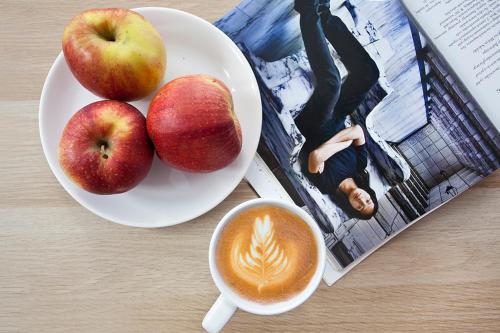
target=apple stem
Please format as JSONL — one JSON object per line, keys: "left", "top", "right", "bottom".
{"left": 100, "top": 144, "right": 109, "bottom": 159}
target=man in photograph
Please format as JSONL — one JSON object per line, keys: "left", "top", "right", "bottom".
{"left": 294, "top": 0, "right": 380, "bottom": 219}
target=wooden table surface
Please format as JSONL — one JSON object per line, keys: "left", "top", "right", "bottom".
{"left": 1, "top": 1, "right": 499, "bottom": 332}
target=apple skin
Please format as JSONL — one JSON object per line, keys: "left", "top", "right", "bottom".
{"left": 59, "top": 100, "right": 154, "bottom": 194}
{"left": 62, "top": 8, "right": 166, "bottom": 101}
{"left": 147, "top": 75, "right": 242, "bottom": 173}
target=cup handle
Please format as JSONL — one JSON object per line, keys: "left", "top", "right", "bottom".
{"left": 202, "top": 295, "right": 237, "bottom": 333}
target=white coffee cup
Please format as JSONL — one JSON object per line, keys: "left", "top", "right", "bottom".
{"left": 202, "top": 198, "right": 326, "bottom": 333}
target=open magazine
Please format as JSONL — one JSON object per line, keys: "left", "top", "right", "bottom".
{"left": 214, "top": 0, "right": 500, "bottom": 285}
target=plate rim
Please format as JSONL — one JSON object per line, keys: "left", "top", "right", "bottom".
{"left": 38, "top": 7, "right": 262, "bottom": 228}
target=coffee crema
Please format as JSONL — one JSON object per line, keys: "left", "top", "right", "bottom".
{"left": 216, "top": 205, "right": 318, "bottom": 303}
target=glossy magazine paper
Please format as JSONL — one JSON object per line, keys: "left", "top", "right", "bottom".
{"left": 214, "top": 0, "right": 500, "bottom": 285}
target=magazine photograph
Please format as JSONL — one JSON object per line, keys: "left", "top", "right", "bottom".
{"left": 215, "top": 0, "right": 500, "bottom": 272}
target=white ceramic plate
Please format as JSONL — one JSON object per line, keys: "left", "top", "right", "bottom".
{"left": 39, "top": 7, "right": 262, "bottom": 228}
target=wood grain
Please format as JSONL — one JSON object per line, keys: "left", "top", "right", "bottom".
{"left": 1, "top": 1, "right": 499, "bottom": 332}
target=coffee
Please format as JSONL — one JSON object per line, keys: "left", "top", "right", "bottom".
{"left": 215, "top": 205, "right": 318, "bottom": 303}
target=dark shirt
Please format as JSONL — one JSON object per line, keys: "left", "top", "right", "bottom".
{"left": 309, "top": 144, "right": 368, "bottom": 193}
{"left": 301, "top": 121, "right": 368, "bottom": 194}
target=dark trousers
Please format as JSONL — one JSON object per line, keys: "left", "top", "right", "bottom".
{"left": 294, "top": 0, "right": 331, "bottom": 14}
{"left": 294, "top": 3, "right": 380, "bottom": 141}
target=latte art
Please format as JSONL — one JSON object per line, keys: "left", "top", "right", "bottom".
{"left": 216, "top": 205, "right": 318, "bottom": 303}
{"left": 234, "top": 215, "right": 289, "bottom": 292}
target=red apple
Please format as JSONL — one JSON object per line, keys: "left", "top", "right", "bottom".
{"left": 147, "top": 75, "right": 242, "bottom": 172}
{"left": 59, "top": 100, "right": 154, "bottom": 194}
{"left": 62, "top": 8, "right": 166, "bottom": 101}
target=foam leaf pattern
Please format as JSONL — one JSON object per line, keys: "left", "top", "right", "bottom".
{"left": 237, "top": 215, "right": 289, "bottom": 292}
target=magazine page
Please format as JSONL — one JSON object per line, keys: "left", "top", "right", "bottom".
{"left": 400, "top": 0, "right": 500, "bottom": 130}
{"left": 215, "top": 0, "right": 500, "bottom": 285}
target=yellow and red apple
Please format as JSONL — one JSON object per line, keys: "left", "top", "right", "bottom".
{"left": 62, "top": 8, "right": 166, "bottom": 101}
{"left": 147, "top": 75, "right": 242, "bottom": 173}
{"left": 59, "top": 100, "right": 154, "bottom": 194}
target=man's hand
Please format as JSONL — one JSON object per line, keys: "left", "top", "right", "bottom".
{"left": 308, "top": 150, "right": 325, "bottom": 174}
{"left": 352, "top": 124, "right": 366, "bottom": 146}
